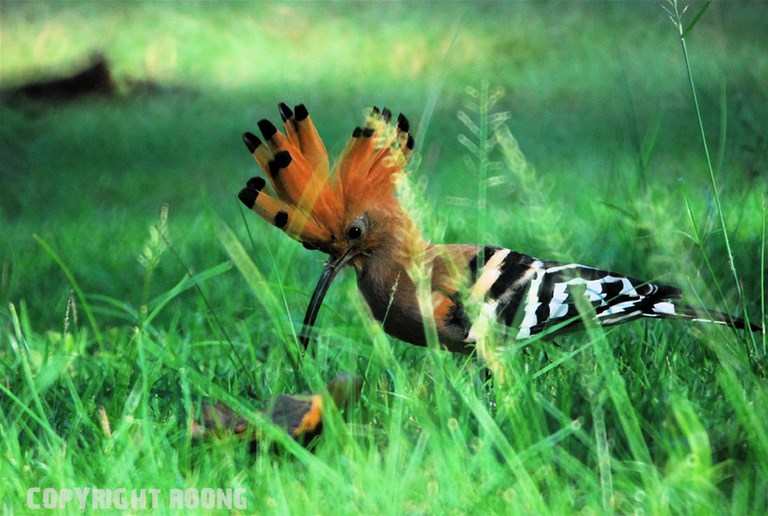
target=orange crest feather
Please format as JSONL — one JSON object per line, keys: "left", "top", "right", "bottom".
{"left": 239, "top": 104, "right": 415, "bottom": 251}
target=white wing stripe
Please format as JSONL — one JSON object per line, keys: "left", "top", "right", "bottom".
{"left": 652, "top": 302, "right": 676, "bottom": 315}
{"left": 597, "top": 299, "right": 640, "bottom": 318}
{"left": 548, "top": 282, "right": 570, "bottom": 318}
{"left": 466, "top": 300, "right": 499, "bottom": 342}
{"left": 516, "top": 262, "right": 545, "bottom": 339}
{"left": 468, "top": 249, "right": 511, "bottom": 303}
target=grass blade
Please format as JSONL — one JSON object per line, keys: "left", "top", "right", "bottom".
{"left": 682, "top": 0, "right": 711, "bottom": 37}
{"left": 33, "top": 235, "right": 103, "bottom": 347}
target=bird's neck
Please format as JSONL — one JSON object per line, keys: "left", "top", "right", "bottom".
{"left": 382, "top": 212, "right": 429, "bottom": 273}
{"left": 355, "top": 213, "right": 426, "bottom": 291}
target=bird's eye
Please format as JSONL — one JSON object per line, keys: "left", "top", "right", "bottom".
{"left": 347, "top": 225, "right": 362, "bottom": 240}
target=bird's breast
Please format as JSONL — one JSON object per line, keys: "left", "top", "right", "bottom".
{"left": 356, "top": 266, "right": 429, "bottom": 346}
{"left": 355, "top": 258, "right": 473, "bottom": 352}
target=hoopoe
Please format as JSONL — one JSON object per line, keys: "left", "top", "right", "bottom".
{"left": 237, "top": 103, "right": 761, "bottom": 353}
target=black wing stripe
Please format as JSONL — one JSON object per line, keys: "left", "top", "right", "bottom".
{"left": 602, "top": 279, "right": 624, "bottom": 301}
{"left": 534, "top": 274, "right": 555, "bottom": 323}
{"left": 489, "top": 252, "right": 535, "bottom": 299}
{"left": 464, "top": 249, "right": 538, "bottom": 342}
{"left": 464, "top": 251, "right": 688, "bottom": 341}
{"left": 514, "top": 261, "right": 680, "bottom": 338}
{"left": 497, "top": 285, "right": 529, "bottom": 326}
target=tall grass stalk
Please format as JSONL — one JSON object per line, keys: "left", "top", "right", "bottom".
{"left": 762, "top": 203, "right": 767, "bottom": 355}
{"left": 217, "top": 220, "right": 307, "bottom": 384}
{"left": 590, "top": 390, "right": 614, "bottom": 514}
{"left": 458, "top": 81, "right": 506, "bottom": 247}
{"left": 159, "top": 226, "right": 256, "bottom": 385}
{"left": 33, "top": 235, "right": 104, "bottom": 348}
{"left": 666, "top": 0, "right": 754, "bottom": 339}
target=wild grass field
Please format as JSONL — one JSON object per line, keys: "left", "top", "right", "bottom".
{"left": 1, "top": 1, "right": 767, "bottom": 513}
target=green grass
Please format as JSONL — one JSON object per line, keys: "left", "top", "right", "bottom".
{"left": 1, "top": 1, "right": 767, "bottom": 513}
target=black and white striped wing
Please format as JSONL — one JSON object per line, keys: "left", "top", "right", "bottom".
{"left": 464, "top": 246, "right": 682, "bottom": 341}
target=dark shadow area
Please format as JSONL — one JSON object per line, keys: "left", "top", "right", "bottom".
{"left": 7, "top": 54, "right": 115, "bottom": 102}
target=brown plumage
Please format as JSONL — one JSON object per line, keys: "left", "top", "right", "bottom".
{"left": 238, "top": 103, "right": 761, "bottom": 354}
{"left": 238, "top": 103, "right": 476, "bottom": 349}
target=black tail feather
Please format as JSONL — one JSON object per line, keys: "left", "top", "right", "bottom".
{"left": 650, "top": 303, "right": 763, "bottom": 332}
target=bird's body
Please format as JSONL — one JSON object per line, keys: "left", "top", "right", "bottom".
{"left": 237, "top": 103, "right": 760, "bottom": 352}
{"left": 355, "top": 243, "right": 475, "bottom": 351}
{"left": 352, "top": 242, "right": 757, "bottom": 351}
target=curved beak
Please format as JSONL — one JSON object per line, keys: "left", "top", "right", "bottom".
{"left": 299, "top": 248, "right": 358, "bottom": 349}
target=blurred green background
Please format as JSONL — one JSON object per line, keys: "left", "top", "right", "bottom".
{"left": 1, "top": 1, "right": 767, "bottom": 513}
{"left": 2, "top": 1, "right": 764, "bottom": 327}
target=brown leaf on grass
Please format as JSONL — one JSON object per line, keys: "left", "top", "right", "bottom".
{"left": 192, "top": 373, "right": 363, "bottom": 448}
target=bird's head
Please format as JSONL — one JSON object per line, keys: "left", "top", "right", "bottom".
{"left": 237, "top": 103, "right": 418, "bottom": 345}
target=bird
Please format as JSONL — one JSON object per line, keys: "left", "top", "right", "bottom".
{"left": 236, "top": 102, "right": 761, "bottom": 353}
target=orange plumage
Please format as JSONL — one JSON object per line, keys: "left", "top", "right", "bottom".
{"left": 239, "top": 104, "right": 415, "bottom": 258}
{"left": 238, "top": 102, "right": 761, "bottom": 354}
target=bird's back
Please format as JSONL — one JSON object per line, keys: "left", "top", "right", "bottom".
{"left": 355, "top": 244, "right": 753, "bottom": 351}
{"left": 461, "top": 246, "right": 685, "bottom": 342}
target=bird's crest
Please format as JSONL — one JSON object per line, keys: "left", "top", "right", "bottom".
{"left": 238, "top": 104, "right": 415, "bottom": 253}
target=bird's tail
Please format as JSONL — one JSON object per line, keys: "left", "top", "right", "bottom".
{"left": 643, "top": 300, "right": 763, "bottom": 332}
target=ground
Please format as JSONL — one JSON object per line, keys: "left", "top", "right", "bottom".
{"left": 1, "top": 1, "right": 767, "bottom": 513}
